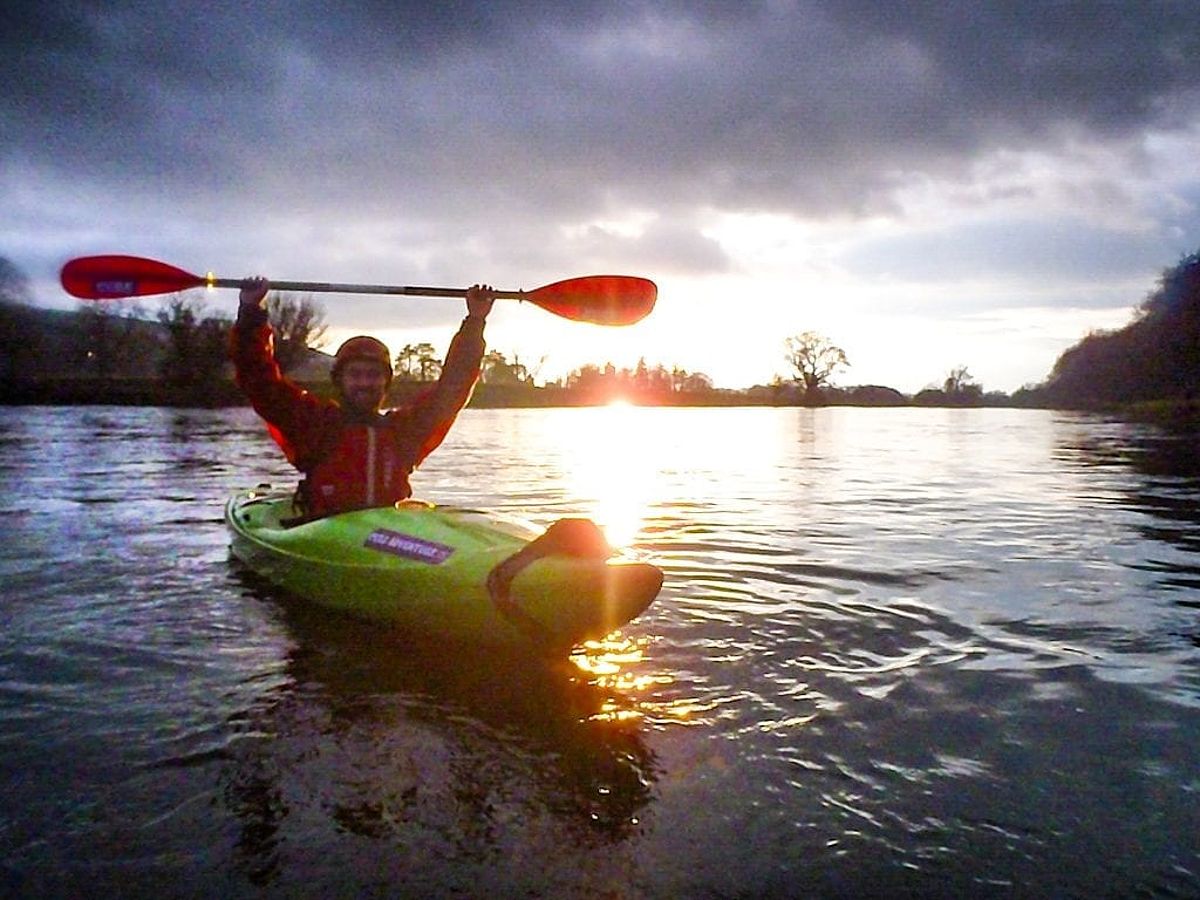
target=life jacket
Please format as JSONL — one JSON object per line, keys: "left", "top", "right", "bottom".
{"left": 296, "top": 418, "right": 414, "bottom": 517}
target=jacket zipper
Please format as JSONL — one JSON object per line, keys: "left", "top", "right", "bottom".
{"left": 366, "top": 427, "right": 377, "bottom": 507}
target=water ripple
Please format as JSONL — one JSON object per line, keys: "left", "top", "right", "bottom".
{"left": 1, "top": 406, "right": 1198, "bottom": 896}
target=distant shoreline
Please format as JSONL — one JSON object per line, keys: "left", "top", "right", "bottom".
{"left": 0, "top": 375, "right": 980, "bottom": 409}
{"left": 4, "top": 376, "right": 1197, "bottom": 422}
{"left": 0, "top": 374, "right": 1064, "bottom": 410}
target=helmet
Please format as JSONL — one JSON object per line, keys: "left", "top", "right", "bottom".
{"left": 332, "top": 335, "right": 393, "bottom": 381}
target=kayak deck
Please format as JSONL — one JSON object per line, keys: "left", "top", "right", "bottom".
{"left": 225, "top": 489, "right": 662, "bottom": 652}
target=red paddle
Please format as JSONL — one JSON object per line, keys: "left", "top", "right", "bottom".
{"left": 60, "top": 254, "right": 657, "bottom": 326}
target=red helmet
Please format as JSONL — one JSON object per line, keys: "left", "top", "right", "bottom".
{"left": 332, "top": 335, "right": 392, "bottom": 381}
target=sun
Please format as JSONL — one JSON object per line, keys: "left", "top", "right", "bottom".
{"left": 562, "top": 404, "right": 653, "bottom": 549}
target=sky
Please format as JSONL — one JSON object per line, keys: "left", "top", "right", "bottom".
{"left": 4, "top": 1, "right": 1199, "bottom": 393}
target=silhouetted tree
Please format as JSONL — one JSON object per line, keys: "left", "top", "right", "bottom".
{"left": 393, "top": 342, "right": 440, "bottom": 381}
{"left": 157, "top": 294, "right": 230, "bottom": 391}
{"left": 566, "top": 363, "right": 603, "bottom": 391}
{"left": 481, "top": 349, "right": 528, "bottom": 385}
{"left": 266, "top": 293, "right": 327, "bottom": 374}
{"left": 563, "top": 359, "right": 713, "bottom": 402}
{"left": 76, "top": 299, "right": 148, "bottom": 377}
{"left": 1046, "top": 250, "right": 1200, "bottom": 406}
{"left": 942, "top": 366, "right": 983, "bottom": 405}
{"left": 0, "top": 256, "right": 37, "bottom": 383}
{"left": 632, "top": 357, "right": 650, "bottom": 393}
{"left": 784, "top": 331, "right": 849, "bottom": 403}
{"left": 943, "top": 366, "right": 970, "bottom": 394}
{"left": 1140, "top": 250, "right": 1200, "bottom": 323}
{"left": 1136, "top": 249, "right": 1200, "bottom": 398}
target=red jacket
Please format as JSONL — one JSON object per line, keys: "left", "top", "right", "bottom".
{"left": 230, "top": 306, "right": 485, "bottom": 516}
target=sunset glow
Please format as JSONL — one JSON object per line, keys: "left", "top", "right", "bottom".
{"left": 5, "top": 4, "right": 1198, "bottom": 396}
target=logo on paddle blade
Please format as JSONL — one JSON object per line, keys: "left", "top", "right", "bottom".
{"left": 94, "top": 280, "right": 137, "bottom": 297}
{"left": 364, "top": 529, "right": 455, "bottom": 564}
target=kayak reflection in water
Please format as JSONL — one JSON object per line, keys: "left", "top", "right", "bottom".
{"left": 230, "top": 276, "right": 495, "bottom": 518}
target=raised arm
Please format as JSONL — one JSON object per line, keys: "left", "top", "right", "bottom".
{"left": 398, "top": 284, "right": 496, "bottom": 464}
{"left": 229, "top": 276, "right": 333, "bottom": 467}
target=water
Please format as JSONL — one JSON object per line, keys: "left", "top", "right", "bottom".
{"left": 1, "top": 405, "right": 1197, "bottom": 897}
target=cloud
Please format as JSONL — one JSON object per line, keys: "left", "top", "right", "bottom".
{"left": 839, "top": 215, "right": 1173, "bottom": 298}
{"left": 7, "top": 2, "right": 1198, "bottom": 222}
{"left": 3, "top": 0, "right": 1199, "bottom": 391}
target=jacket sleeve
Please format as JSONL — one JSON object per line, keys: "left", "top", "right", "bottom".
{"left": 393, "top": 314, "right": 486, "bottom": 466}
{"left": 229, "top": 305, "right": 335, "bottom": 469}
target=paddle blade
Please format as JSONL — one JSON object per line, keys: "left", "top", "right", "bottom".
{"left": 527, "top": 276, "right": 657, "bottom": 326}
{"left": 61, "top": 255, "right": 206, "bottom": 300}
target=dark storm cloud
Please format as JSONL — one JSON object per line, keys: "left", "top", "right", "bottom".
{"left": 3, "top": 1, "right": 1198, "bottom": 287}
{"left": 820, "top": 2, "right": 1200, "bottom": 135}
{"left": 8, "top": 2, "right": 1197, "bottom": 193}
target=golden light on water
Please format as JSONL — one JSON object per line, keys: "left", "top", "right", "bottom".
{"left": 571, "top": 637, "right": 645, "bottom": 674}
{"left": 554, "top": 403, "right": 690, "bottom": 722}
{"left": 570, "top": 635, "right": 675, "bottom": 722}
{"left": 562, "top": 401, "right": 657, "bottom": 550}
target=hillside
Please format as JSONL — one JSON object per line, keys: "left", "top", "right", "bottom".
{"left": 1042, "top": 250, "right": 1199, "bottom": 408}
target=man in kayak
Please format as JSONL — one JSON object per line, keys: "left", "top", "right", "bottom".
{"left": 231, "top": 276, "right": 495, "bottom": 517}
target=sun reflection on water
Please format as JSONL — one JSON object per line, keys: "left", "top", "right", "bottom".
{"left": 560, "top": 402, "right": 659, "bottom": 550}
{"left": 569, "top": 634, "right": 676, "bottom": 722}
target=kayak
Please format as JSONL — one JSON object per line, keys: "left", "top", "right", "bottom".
{"left": 225, "top": 488, "right": 663, "bottom": 652}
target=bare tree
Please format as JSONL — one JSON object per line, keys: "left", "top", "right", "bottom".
{"left": 942, "top": 365, "right": 983, "bottom": 404}
{"left": 943, "top": 366, "right": 972, "bottom": 393}
{"left": 266, "top": 293, "right": 328, "bottom": 374}
{"left": 784, "top": 331, "right": 849, "bottom": 402}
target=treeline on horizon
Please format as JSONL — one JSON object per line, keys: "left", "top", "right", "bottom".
{"left": 1, "top": 250, "right": 1197, "bottom": 412}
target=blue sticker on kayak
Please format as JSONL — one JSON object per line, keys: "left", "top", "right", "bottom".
{"left": 364, "top": 529, "right": 455, "bottom": 564}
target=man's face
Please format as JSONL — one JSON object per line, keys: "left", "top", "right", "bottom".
{"left": 337, "top": 360, "right": 389, "bottom": 414}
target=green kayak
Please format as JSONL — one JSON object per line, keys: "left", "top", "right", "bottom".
{"left": 225, "top": 488, "right": 663, "bottom": 651}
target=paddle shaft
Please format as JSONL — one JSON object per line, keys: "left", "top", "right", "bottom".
{"left": 208, "top": 276, "right": 527, "bottom": 301}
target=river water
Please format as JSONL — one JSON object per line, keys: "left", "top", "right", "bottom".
{"left": 0, "top": 405, "right": 1197, "bottom": 897}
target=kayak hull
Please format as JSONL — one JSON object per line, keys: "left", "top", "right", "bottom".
{"left": 225, "top": 489, "right": 662, "bottom": 651}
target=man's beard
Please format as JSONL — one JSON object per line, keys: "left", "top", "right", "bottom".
{"left": 341, "top": 386, "right": 384, "bottom": 415}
